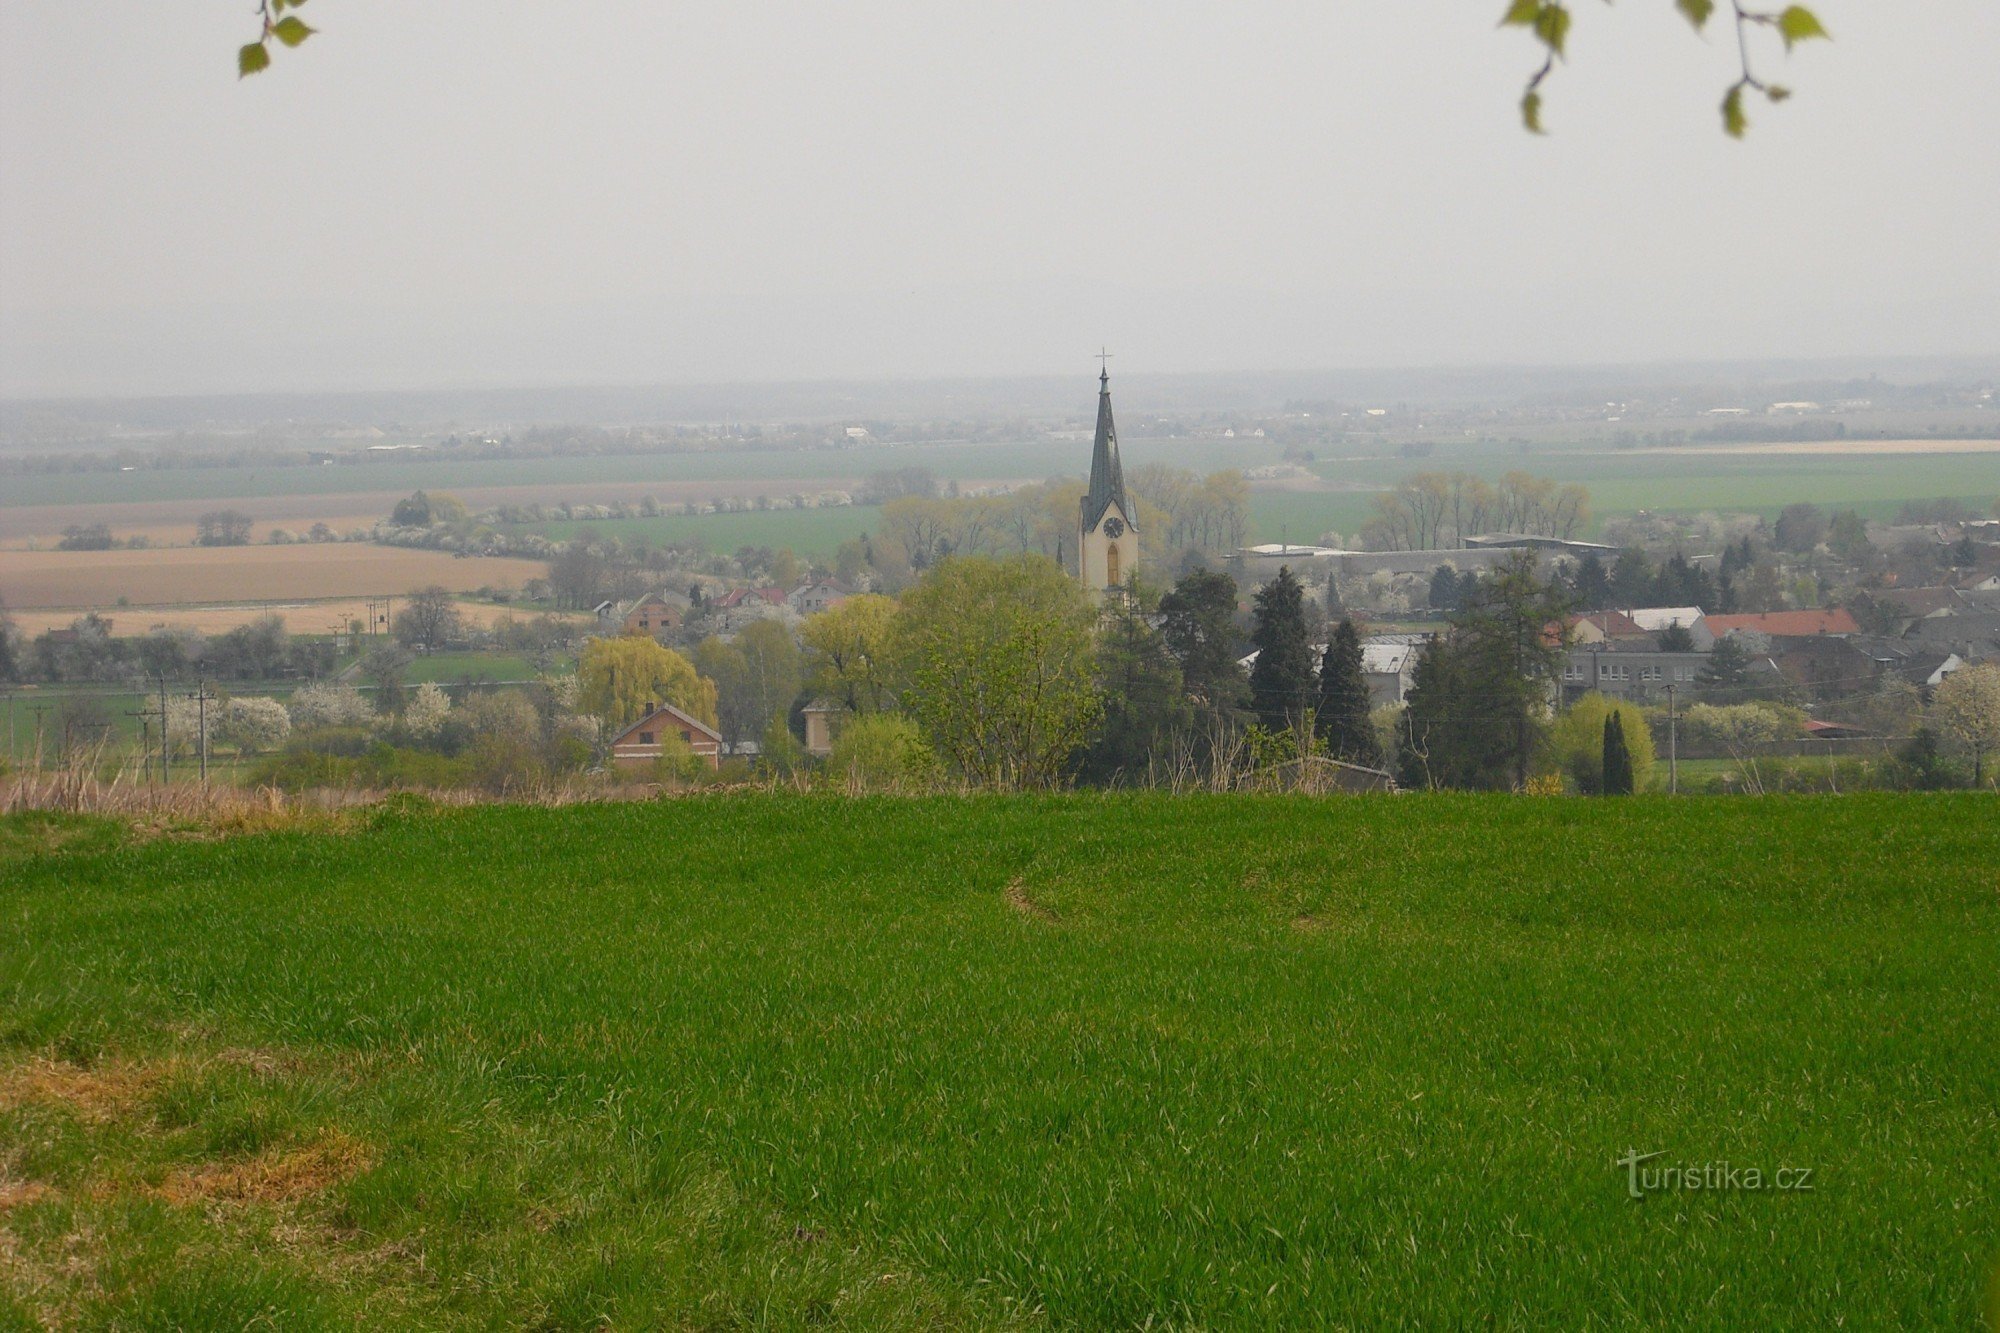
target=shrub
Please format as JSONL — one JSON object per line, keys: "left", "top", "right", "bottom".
{"left": 825, "top": 714, "right": 939, "bottom": 792}
{"left": 288, "top": 683, "right": 376, "bottom": 731}
{"left": 1541, "top": 693, "right": 1656, "bottom": 794}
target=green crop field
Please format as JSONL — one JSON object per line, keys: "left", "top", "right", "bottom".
{"left": 2, "top": 794, "right": 1995, "bottom": 1328}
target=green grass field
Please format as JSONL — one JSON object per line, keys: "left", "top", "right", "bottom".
{"left": 2, "top": 794, "right": 1995, "bottom": 1328}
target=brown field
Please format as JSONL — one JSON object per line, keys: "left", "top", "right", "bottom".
{"left": 3, "top": 597, "right": 577, "bottom": 639}
{"left": 1612, "top": 437, "right": 2000, "bottom": 457}
{"left": 0, "top": 477, "right": 845, "bottom": 548}
{"left": 0, "top": 544, "right": 551, "bottom": 611}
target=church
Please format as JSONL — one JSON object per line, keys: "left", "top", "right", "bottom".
{"left": 1078, "top": 366, "right": 1137, "bottom": 599}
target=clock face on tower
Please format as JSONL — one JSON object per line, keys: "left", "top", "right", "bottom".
{"left": 1103, "top": 516, "right": 1125, "bottom": 538}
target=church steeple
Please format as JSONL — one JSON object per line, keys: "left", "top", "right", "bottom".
{"left": 1077, "top": 362, "right": 1137, "bottom": 599}
{"left": 1081, "top": 367, "right": 1131, "bottom": 535}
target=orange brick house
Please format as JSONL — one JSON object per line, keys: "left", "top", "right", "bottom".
{"left": 621, "top": 591, "right": 685, "bottom": 637}
{"left": 608, "top": 702, "right": 722, "bottom": 771}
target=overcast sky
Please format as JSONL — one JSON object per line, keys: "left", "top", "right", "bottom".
{"left": 2, "top": 2, "right": 1996, "bottom": 397}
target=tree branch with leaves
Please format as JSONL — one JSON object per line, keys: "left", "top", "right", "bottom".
{"left": 1505, "top": 0, "right": 1829, "bottom": 137}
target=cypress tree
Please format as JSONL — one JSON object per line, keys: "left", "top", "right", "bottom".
{"left": 1315, "top": 618, "right": 1382, "bottom": 767}
{"left": 1249, "top": 566, "right": 1315, "bottom": 734}
{"left": 1602, "top": 710, "right": 1635, "bottom": 795}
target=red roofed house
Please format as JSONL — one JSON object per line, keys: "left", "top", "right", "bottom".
{"left": 1566, "top": 610, "right": 1649, "bottom": 645}
{"left": 1705, "top": 609, "right": 1860, "bottom": 640}
{"left": 608, "top": 702, "right": 722, "bottom": 771}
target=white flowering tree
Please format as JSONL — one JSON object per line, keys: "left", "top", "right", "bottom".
{"left": 403, "top": 681, "right": 452, "bottom": 740}
{"left": 218, "top": 697, "right": 292, "bottom": 753}
{"left": 1931, "top": 663, "right": 2000, "bottom": 788}
{"left": 288, "top": 682, "right": 377, "bottom": 731}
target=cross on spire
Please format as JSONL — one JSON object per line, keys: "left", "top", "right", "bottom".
{"left": 1096, "top": 346, "right": 1113, "bottom": 381}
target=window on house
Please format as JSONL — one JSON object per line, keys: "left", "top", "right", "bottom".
{"left": 639, "top": 731, "right": 654, "bottom": 744}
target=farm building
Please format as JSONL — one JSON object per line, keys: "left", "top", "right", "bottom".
{"left": 609, "top": 702, "right": 722, "bottom": 771}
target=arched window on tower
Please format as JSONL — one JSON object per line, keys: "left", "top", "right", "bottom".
{"left": 1106, "top": 544, "right": 1121, "bottom": 587}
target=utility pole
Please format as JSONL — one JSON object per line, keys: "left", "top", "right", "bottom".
{"left": 1666, "top": 683, "right": 1678, "bottom": 795}
{"left": 29, "top": 703, "right": 49, "bottom": 763}
{"left": 158, "top": 674, "right": 170, "bottom": 784}
{"left": 193, "top": 678, "right": 215, "bottom": 784}
{"left": 126, "top": 700, "right": 163, "bottom": 784}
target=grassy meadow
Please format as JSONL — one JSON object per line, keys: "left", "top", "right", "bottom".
{"left": 2, "top": 793, "right": 1996, "bottom": 1328}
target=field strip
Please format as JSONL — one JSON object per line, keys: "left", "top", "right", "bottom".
{"left": 1596, "top": 437, "right": 2000, "bottom": 457}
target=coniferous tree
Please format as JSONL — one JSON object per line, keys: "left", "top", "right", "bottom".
{"left": 1602, "top": 710, "right": 1635, "bottom": 795}
{"left": 1248, "top": 566, "right": 1315, "bottom": 734}
{"left": 1397, "top": 552, "right": 1573, "bottom": 789}
{"left": 1698, "top": 635, "right": 1756, "bottom": 702}
{"left": 1315, "top": 618, "right": 1382, "bottom": 767}
{"left": 1572, "top": 552, "right": 1612, "bottom": 610}
{"left": 0, "top": 596, "right": 18, "bottom": 683}
{"left": 1610, "top": 549, "right": 1655, "bottom": 606}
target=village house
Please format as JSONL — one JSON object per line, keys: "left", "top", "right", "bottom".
{"left": 620, "top": 590, "right": 688, "bottom": 637}
{"left": 788, "top": 579, "right": 853, "bottom": 615}
{"left": 1624, "top": 607, "right": 1714, "bottom": 649}
{"left": 608, "top": 702, "right": 722, "bottom": 771}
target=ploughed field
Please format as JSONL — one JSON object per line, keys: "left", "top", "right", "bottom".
{"left": 1, "top": 794, "right": 1995, "bottom": 1328}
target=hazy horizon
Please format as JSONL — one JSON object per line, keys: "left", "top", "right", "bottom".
{"left": 4, "top": 2, "right": 1997, "bottom": 397}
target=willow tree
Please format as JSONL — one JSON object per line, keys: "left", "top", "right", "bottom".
{"left": 577, "top": 636, "right": 716, "bottom": 732}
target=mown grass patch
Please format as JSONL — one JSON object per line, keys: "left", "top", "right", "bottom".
{"left": 2, "top": 793, "right": 1996, "bottom": 1327}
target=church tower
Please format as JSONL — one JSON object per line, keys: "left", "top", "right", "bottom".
{"left": 1078, "top": 366, "right": 1137, "bottom": 599}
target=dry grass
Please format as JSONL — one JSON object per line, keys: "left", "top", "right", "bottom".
{"left": 0, "top": 544, "right": 550, "bottom": 610}
{"left": 155, "top": 1131, "right": 374, "bottom": 1207}
{"left": 0, "top": 1057, "right": 175, "bottom": 1125}
{"left": 1003, "top": 877, "right": 1059, "bottom": 922}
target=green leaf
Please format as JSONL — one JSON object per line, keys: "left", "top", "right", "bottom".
{"left": 1521, "top": 90, "right": 1545, "bottom": 134}
{"left": 1721, "top": 84, "right": 1747, "bottom": 138}
{"left": 1777, "top": 6, "right": 1828, "bottom": 48}
{"left": 1674, "top": 0, "right": 1714, "bottom": 30}
{"left": 1500, "top": 0, "right": 1542, "bottom": 28}
{"left": 272, "top": 17, "right": 314, "bottom": 48}
{"left": 238, "top": 41, "right": 271, "bottom": 77}
{"left": 1532, "top": 2, "right": 1571, "bottom": 55}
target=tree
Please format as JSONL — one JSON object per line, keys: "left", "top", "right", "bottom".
{"left": 890, "top": 554, "right": 1100, "bottom": 790}
{"left": 1400, "top": 552, "right": 1572, "bottom": 790}
{"left": 1697, "top": 635, "right": 1756, "bottom": 702}
{"left": 1931, "top": 663, "right": 2000, "bottom": 788}
{"left": 358, "top": 644, "right": 414, "bottom": 714}
{"left": 1158, "top": 569, "right": 1247, "bottom": 716}
{"left": 1315, "top": 619, "right": 1381, "bottom": 767}
{"left": 1572, "top": 551, "right": 1611, "bottom": 610}
{"left": 1656, "top": 623, "right": 1697, "bottom": 652}
{"left": 1773, "top": 502, "right": 1827, "bottom": 554}
{"left": 694, "top": 620, "right": 802, "bottom": 749}
{"left": 1609, "top": 549, "right": 1654, "bottom": 606}
{"left": 0, "top": 596, "right": 18, "bottom": 683}
{"left": 393, "top": 586, "right": 463, "bottom": 653}
{"left": 578, "top": 636, "right": 717, "bottom": 732}
{"left": 1078, "top": 597, "right": 1189, "bottom": 785}
{"left": 1248, "top": 567, "right": 1315, "bottom": 734}
{"left": 800, "top": 594, "right": 899, "bottom": 714}
{"left": 288, "top": 683, "right": 376, "bottom": 731}
{"left": 195, "top": 510, "right": 253, "bottom": 547}
{"left": 1826, "top": 509, "right": 1872, "bottom": 563}
{"left": 217, "top": 696, "right": 291, "bottom": 753}
{"left": 1602, "top": 710, "right": 1636, "bottom": 796}
{"left": 402, "top": 681, "right": 452, "bottom": 741}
